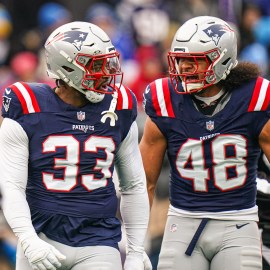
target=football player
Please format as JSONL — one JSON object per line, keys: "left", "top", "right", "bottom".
{"left": 0, "top": 21, "right": 151, "bottom": 270}
{"left": 139, "top": 16, "right": 270, "bottom": 270}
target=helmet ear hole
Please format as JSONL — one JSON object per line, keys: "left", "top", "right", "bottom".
{"left": 222, "top": 58, "right": 231, "bottom": 66}
{"left": 62, "top": 66, "right": 74, "bottom": 72}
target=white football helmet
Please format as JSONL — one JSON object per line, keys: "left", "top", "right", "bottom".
{"left": 168, "top": 16, "right": 238, "bottom": 94}
{"left": 44, "top": 21, "right": 123, "bottom": 102}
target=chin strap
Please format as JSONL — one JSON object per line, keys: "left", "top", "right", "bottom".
{"left": 101, "top": 91, "right": 118, "bottom": 126}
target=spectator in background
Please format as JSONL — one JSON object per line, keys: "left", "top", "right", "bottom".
{"left": 238, "top": 2, "right": 270, "bottom": 78}
{"left": 10, "top": 51, "right": 38, "bottom": 82}
{"left": 238, "top": 3, "right": 262, "bottom": 52}
{"left": 253, "top": 16, "right": 270, "bottom": 50}
{"left": 0, "top": 4, "right": 13, "bottom": 110}
{"left": 244, "top": 0, "right": 270, "bottom": 16}
{"left": 37, "top": 2, "right": 72, "bottom": 40}
{"left": 85, "top": 2, "right": 138, "bottom": 87}
{"left": 239, "top": 43, "right": 269, "bottom": 77}
{"left": 129, "top": 45, "right": 165, "bottom": 111}
{"left": 130, "top": 3, "right": 170, "bottom": 47}
{"left": 85, "top": 2, "right": 136, "bottom": 62}
{"left": 0, "top": 4, "right": 12, "bottom": 66}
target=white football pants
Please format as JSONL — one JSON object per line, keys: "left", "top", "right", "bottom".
{"left": 157, "top": 216, "right": 262, "bottom": 270}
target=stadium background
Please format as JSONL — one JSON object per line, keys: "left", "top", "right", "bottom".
{"left": 0, "top": 0, "right": 270, "bottom": 269}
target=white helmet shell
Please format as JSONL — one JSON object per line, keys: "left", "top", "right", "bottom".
{"left": 44, "top": 21, "right": 123, "bottom": 100}
{"left": 168, "top": 16, "right": 238, "bottom": 93}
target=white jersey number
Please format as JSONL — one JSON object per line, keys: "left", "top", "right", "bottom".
{"left": 176, "top": 135, "right": 247, "bottom": 192}
{"left": 42, "top": 135, "right": 115, "bottom": 191}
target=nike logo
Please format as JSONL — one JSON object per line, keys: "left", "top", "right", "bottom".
{"left": 5, "top": 88, "right": 11, "bottom": 95}
{"left": 236, "top": 223, "right": 249, "bottom": 229}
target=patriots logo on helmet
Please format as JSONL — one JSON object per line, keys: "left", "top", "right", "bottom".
{"left": 203, "top": 24, "right": 233, "bottom": 46}
{"left": 47, "top": 30, "right": 88, "bottom": 51}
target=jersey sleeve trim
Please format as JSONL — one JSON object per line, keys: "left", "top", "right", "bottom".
{"left": 150, "top": 78, "right": 175, "bottom": 118}
{"left": 10, "top": 82, "right": 41, "bottom": 114}
{"left": 248, "top": 77, "right": 270, "bottom": 112}
{"left": 115, "top": 84, "right": 133, "bottom": 110}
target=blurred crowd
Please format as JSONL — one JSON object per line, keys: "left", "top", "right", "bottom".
{"left": 0, "top": 0, "right": 270, "bottom": 269}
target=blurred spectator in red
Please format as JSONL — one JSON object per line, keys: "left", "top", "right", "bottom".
{"left": 9, "top": 51, "right": 55, "bottom": 87}
{"left": 10, "top": 51, "right": 38, "bottom": 82}
{"left": 128, "top": 45, "right": 165, "bottom": 111}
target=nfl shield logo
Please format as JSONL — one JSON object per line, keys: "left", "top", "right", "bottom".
{"left": 170, "top": 224, "right": 178, "bottom": 232}
{"left": 206, "top": 120, "right": 214, "bottom": 131}
{"left": 77, "top": 111, "right": 85, "bottom": 121}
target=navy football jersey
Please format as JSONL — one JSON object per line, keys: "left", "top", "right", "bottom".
{"left": 143, "top": 77, "right": 270, "bottom": 212}
{"left": 1, "top": 82, "right": 137, "bottom": 247}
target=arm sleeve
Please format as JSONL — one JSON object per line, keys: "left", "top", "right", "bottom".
{"left": 256, "top": 178, "right": 270, "bottom": 194}
{"left": 0, "top": 118, "right": 37, "bottom": 241}
{"left": 115, "top": 122, "right": 150, "bottom": 254}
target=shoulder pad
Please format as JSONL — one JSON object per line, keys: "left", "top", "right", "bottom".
{"left": 2, "top": 82, "right": 41, "bottom": 119}
{"left": 143, "top": 78, "right": 175, "bottom": 118}
{"left": 248, "top": 77, "right": 270, "bottom": 112}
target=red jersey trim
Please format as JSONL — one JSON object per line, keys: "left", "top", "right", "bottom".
{"left": 150, "top": 78, "right": 175, "bottom": 118}
{"left": 10, "top": 82, "right": 41, "bottom": 114}
{"left": 248, "top": 77, "right": 270, "bottom": 112}
{"left": 116, "top": 84, "right": 133, "bottom": 110}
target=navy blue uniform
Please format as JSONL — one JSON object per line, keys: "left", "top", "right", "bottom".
{"left": 143, "top": 77, "right": 270, "bottom": 213}
{"left": 1, "top": 82, "right": 137, "bottom": 248}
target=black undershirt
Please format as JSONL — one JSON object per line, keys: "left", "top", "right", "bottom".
{"left": 192, "top": 93, "right": 226, "bottom": 116}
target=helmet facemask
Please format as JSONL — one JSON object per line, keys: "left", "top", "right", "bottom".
{"left": 168, "top": 49, "right": 220, "bottom": 94}
{"left": 76, "top": 51, "right": 123, "bottom": 94}
{"left": 168, "top": 16, "right": 238, "bottom": 94}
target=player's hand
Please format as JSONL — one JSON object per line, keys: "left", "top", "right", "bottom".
{"left": 124, "top": 251, "right": 152, "bottom": 270}
{"left": 21, "top": 234, "right": 66, "bottom": 270}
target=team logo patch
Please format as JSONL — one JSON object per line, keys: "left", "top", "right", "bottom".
{"left": 206, "top": 120, "right": 214, "bottom": 131}
{"left": 170, "top": 224, "right": 178, "bottom": 232}
{"left": 203, "top": 24, "right": 233, "bottom": 46}
{"left": 77, "top": 111, "right": 85, "bottom": 121}
{"left": 72, "top": 124, "right": 94, "bottom": 133}
{"left": 3, "top": 95, "right": 11, "bottom": 112}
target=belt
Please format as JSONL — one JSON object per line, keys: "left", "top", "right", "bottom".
{"left": 185, "top": 218, "right": 209, "bottom": 256}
